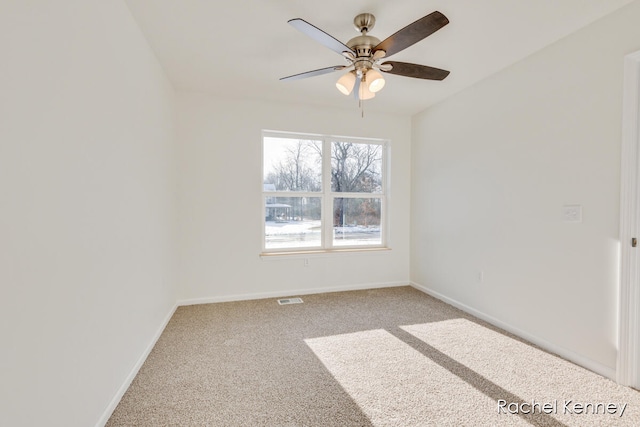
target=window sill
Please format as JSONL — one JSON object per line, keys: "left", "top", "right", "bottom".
{"left": 260, "top": 247, "right": 391, "bottom": 260}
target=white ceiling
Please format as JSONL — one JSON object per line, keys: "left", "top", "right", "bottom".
{"left": 124, "top": 0, "right": 635, "bottom": 116}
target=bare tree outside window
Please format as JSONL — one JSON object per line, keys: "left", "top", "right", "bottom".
{"left": 331, "top": 142, "right": 382, "bottom": 228}
{"left": 264, "top": 140, "right": 322, "bottom": 192}
{"left": 331, "top": 142, "right": 382, "bottom": 193}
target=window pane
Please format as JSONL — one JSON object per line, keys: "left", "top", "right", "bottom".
{"left": 265, "top": 197, "right": 322, "bottom": 249}
{"left": 331, "top": 141, "right": 382, "bottom": 193}
{"left": 264, "top": 137, "right": 322, "bottom": 192}
{"left": 333, "top": 198, "right": 381, "bottom": 246}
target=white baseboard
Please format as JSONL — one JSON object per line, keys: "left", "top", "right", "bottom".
{"left": 410, "top": 281, "right": 616, "bottom": 381}
{"left": 95, "top": 302, "right": 178, "bottom": 427}
{"left": 177, "top": 281, "right": 408, "bottom": 306}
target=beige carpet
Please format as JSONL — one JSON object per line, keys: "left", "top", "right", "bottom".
{"left": 107, "top": 286, "right": 639, "bottom": 426}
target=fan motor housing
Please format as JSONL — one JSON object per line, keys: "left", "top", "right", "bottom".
{"left": 347, "top": 35, "right": 381, "bottom": 58}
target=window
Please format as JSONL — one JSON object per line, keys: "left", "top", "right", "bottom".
{"left": 262, "top": 131, "right": 387, "bottom": 253}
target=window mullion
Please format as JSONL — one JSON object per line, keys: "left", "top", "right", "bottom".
{"left": 332, "top": 192, "right": 383, "bottom": 199}
{"left": 322, "top": 138, "right": 333, "bottom": 248}
{"left": 265, "top": 191, "right": 319, "bottom": 198}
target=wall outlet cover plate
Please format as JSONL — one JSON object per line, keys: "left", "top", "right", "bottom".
{"left": 562, "top": 205, "right": 582, "bottom": 223}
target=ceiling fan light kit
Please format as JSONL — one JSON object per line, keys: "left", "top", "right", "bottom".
{"left": 366, "top": 69, "right": 385, "bottom": 92}
{"left": 336, "top": 71, "right": 356, "bottom": 95}
{"left": 281, "top": 11, "right": 450, "bottom": 108}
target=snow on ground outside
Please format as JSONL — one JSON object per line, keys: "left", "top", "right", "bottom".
{"left": 265, "top": 220, "right": 381, "bottom": 249}
{"left": 265, "top": 221, "right": 380, "bottom": 235}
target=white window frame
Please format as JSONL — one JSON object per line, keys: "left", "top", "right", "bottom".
{"left": 261, "top": 130, "right": 389, "bottom": 254}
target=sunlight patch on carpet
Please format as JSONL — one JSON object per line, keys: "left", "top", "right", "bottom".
{"left": 305, "top": 329, "right": 530, "bottom": 427}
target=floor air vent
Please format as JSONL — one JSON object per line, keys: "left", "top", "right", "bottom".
{"left": 277, "top": 297, "right": 303, "bottom": 305}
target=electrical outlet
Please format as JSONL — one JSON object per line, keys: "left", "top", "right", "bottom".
{"left": 562, "top": 205, "right": 582, "bottom": 223}
{"left": 304, "top": 258, "right": 310, "bottom": 267}
{"left": 478, "top": 271, "right": 484, "bottom": 283}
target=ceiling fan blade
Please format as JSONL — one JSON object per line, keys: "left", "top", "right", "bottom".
{"left": 381, "top": 61, "right": 450, "bottom": 80}
{"left": 280, "top": 66, "right": 344, "bottom": 82}
{"left": 373, "top": 11, "right": 449, "bottom": 58}
{"left": 288, "top": 18, "right": 355, "bottom": 56}
{"left": 353, "top": 73, "right": 361, "bottom": 100}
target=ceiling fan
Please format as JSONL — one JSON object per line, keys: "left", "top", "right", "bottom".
{"left": 280, "top": 11, "right": 450, "bottom": 101}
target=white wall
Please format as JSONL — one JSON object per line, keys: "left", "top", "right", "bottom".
{"left": 0, "top": 2, "right": 176, "bottom": 426}
{"left": 176, "top": 93, "right": 411, "bottom": 302}
{"left": 411, "top": 0, "right": 640, "bottom": 376}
